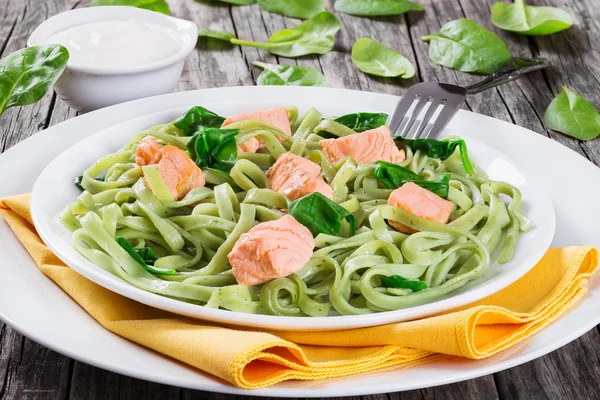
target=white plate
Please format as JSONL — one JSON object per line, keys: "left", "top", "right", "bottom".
{"left": 29, "top": 98, "right": 554, "bottom": 331}
{"left": 0, "top": 87, "right": 598, "bottom": 397}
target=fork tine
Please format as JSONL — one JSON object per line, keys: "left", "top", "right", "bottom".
{"left": 387, "top": 93, "right": 417, "bottom": 134}
{"left": 426, "top": 102, "right": 462, "bottom": 139}
{"left": 413, "top": 97, "right": 443, "bottom": 139}
{"left": 402, "top": 95, "right": 430, "bottom": 139}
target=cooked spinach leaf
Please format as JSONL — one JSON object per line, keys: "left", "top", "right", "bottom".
{"left": 380, "top": 275, "right": 428, "bottom": 291}
{"left": 74, "top": 175, "right": 105, "bottom": 190}
{"left": 544, "top": 86, "right": 600, "bottom": 140}
{"left": 91, "top": 0, "right": 170, "bottom": 14}
{"left": 174, "top": 106, "right": 226, "bottom": 136}
{"left": 289, "top": 192, "right": 356, "bottom": 237}
{"left": 258, "top": 0, "right": 325, "bottom": 19}
{"left": 491, "top": 0, "right": 572, "bottom": 36}
{"left": 198, "top": 28, "right": 237, "bottom": 41}
{"left": 334, "top": 112, "right": 388, "bottom": 132}
{"left": 187, "top": 128, "right": 239, "bottom": 172}
{"left": 374, "top": 161, "right": 450, "bottom": 198}
{"left": 334, "top": 0, "right": 423, "bottom": 16}
{"left": 253, "top": 61, "right": 328, "bottom": 87}
{"left": 116, "top": 237, "right": 175, "bottom": 275}
{"left": 422, "top": 19, "right": 511, "bottom": 74}
{"left": 230, "top": 12, "right": 341, "bottom": 57}
{"left": 351, "top": 38, "right": 415, "bottom": 78}
{"left": 0, "top": 45, "right": 69, "bottom": 118}
{"left": 395, "top": 136, "right": 474, "bottom": 175}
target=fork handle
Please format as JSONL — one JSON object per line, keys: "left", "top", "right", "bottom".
{"left": 465, "top": 57, "right": 550, "bottom": 95}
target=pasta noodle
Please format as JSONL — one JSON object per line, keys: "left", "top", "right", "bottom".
{"left": 61, "top": 106, "right": 531, "bottom": 316}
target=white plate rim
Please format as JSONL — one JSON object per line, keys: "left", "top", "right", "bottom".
{"left": 29, "top": 100, "right": 554, "bottom": 331}
{"left": 0, "top": 86, "right": 597, "bottom": 397}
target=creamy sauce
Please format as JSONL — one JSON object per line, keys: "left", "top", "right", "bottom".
{"left": 46, "top": 19, "right": 183, "bottom": 68}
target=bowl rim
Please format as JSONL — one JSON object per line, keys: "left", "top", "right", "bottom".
{"left": 26, "top": 6, "right": 198, "bottom": 76}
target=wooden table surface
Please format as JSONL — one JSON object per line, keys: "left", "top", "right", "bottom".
{"left": 1, "top": 0, "right": 599, "bottom": 398}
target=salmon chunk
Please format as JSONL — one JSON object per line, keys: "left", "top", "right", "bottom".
{"left": 387, "top": 182, "right": 453, "bottom": 233}
{"left": 268, "top": 152, "right": 333, "bottom": 201}
{"left": 228, "top": 215, "right": 315, "bottom": 286}
{"left": 222, "top": 107, "right": 291, "bottom": 153}
{"left": 320, "top": 125, "right": 405, "bottom": 164}
{"left": 138, "top": 138, "right": 205, "bottom": 201}
{"left": 135, "top": 137, "right": 163, "bottom": 166}
{"left": 157, "top": 146, "right": 206, "bottom": 201}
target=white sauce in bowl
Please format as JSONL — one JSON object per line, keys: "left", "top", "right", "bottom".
{"left": 46, "top": 19, "right": 183, "bottom": 68}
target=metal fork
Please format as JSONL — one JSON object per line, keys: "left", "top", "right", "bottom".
{"left": 387, "top": 57, "right": 550, "bottom": 140}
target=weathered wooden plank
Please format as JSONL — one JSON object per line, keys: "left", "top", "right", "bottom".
{"left": 531, "top": 0, "right": 600, "bottom": 165}
{"left": 67, "top": 361, "right": 181, "bottom": 400}
{"left": 0, "top": 0, "right": 79, "bottom": 152}
{"left": 0, "top": 0, "right": 598, "bottom": 399}
{"left": 494, "top": 329, "right": 600, "bottom": 400}
{"left": 319, "top": 0, "right": 419, "bottom": 94}
{"left": 0, "top": 324, "right": 73, "bottom": 400}
{"left": 406, "top": 0, "right": 513, "bottom": 123}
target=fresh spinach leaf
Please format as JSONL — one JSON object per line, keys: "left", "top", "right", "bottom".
{"left": 230, "top": 12, "right": 341, "bottom": 57}
{"left": 334, "top": 112, "right": 388, "bottom": 132}
{"left": 91, "top": 0, "right": 170, "bottom": 14}
{"left": 174, "top": 106, "right": 226, "bottom": 136}
{"left": 0, "top": 45, "right": 69, "bottom": 118}
{"left": 380, "top": 275, "right": 428, "bottom": 291}
{"left": 395, "top": 136, "right": 474, "bottom": 175}
{"left": 543, "top": 86, "right": 600, "bottom": 140}
{"left": 198, "top": 28, "right": 237, "bottom": 41}
{"left": 289, "top": 192, "right": 356, "bottom": 237}
{"left": 373, "top": 161, "right": 450, "bottom": 198}
{"left": 116, "top": 237, "right": 175, "bottom": 275}
{"left": 422, "top": 19, "right": 511, "bottom": 74}
{"left": 253, "top": 61, "right": 328, "bottom": 87}
{"left": 334, "top": 0, "right": 423, "bottom": 16}
{"left": 258, "top": 0, "right": 325, "bottom": 19}
{"left": 491, "top": 0, "right": 572, "bottom": 36}
{"left": 187, "top": 128, "right": 239, "bottom": 172}
{"left": 351, "top": 38, "right": 415, "bottom": 78}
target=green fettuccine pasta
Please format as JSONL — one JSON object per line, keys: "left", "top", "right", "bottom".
{"left": 61, "top": 105, "right": 531, "bottom": 316}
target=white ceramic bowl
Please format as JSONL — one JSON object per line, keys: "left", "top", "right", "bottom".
{"left": 27, "top": 7, "right": 198, "bottom": 112}
{"left": 29, "top": 88, "right": 556, "bottom": 331}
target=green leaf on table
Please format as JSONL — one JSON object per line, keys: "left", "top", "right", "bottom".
{"left": 91, "top": 0, "right": 170, "bottom": 14}
{"left": 258, "top": 0, "right": 325, "bottom": 19}
{"left": 230, "top": 12, "right": 341, "bottom": 57}
{"left": 543, "top": 86, "right": 600, "bottom": 140}
{"left": 187, "top": 128, "right": 240, "bottom": 172}
{"left": 253, "top": 61, "right": 328, "bottom": 87}
{"left": 422, "top": 18, "right": 511, "bottom": 74}
{"left": 174, "top": 106, "right": 226, "bottom": 136}
{"left": 289, "top": 192, "right": 356, "bottom": 237}
{"left": 0, "top": 45, "right": 69, "bottom": 118}
{"left": 116, "top": 237, "right": 175, "bottom": 275}
{"left": 373, "top": 161, "right": 450, "bottom": 198}
{"left": 351, "top": 38, "right": 415, "bottom": 78}
{"left": 198, "top": 28, "right": 237, "bottom": 41}
{"left": 491, "top": 0, "right": 572, "bottom": 36}
{"left": 334, "top": 0, "right": 423, "bottom": 16}
{"left": 214, "top": 0, "right": 256, "bottom": 4}
{"left": 395, "top": 136, "right": 474, "bottom": 175}
{"left": 334, "top": 112, "right": 388, "bottom": 132}
{"left": 380, "top": 275, "right": 428, "bottom": 291}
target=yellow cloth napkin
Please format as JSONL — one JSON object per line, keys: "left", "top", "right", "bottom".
{"left": 1, "top": 194, "right": 597, "bottom": 389}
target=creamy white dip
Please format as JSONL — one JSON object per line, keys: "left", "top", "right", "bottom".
{"left": 46, "top": 19, "right": 183, "bottom": 68}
